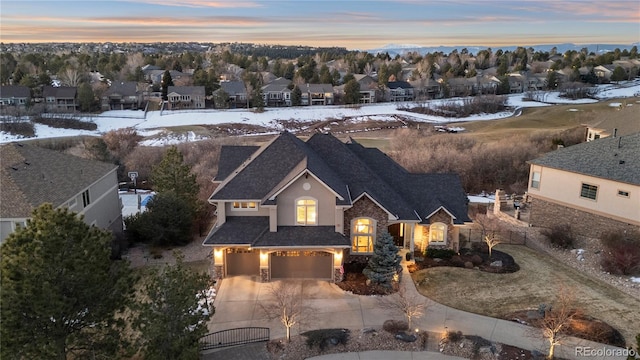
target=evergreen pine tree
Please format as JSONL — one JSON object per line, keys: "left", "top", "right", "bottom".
{"left": 291, "top": 85, "right": 302, "bottom": 106}
{"left": 363, "top": 231, "right": 402, "bottom": 289}
{"left": 161, "top": 70, "right": 174, "bottom": 101}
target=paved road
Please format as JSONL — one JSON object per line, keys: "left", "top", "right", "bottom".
{"left": 205, "top": 252, "right": 628, "bottom": 360}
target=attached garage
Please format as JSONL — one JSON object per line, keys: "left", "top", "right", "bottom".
{"left": 226, "top": 248, "right": 259, "bottom": 276}
{"left": 270, "top": 251, "right": 333, "bottom": 279}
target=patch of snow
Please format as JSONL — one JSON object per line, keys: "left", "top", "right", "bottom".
{"left": 567, "top": 108, "right": 580, "bottom": 112}
{"left": 467, "top": 195, "right": 494, "bottom": 204}
{"left": 631, "top": 277, "right": 640, "bottom": 283}
{"left": 139, "top": 131, "right": 209, "bottom": 146}
{"left": 609, "top": 102, "right": 622, "bottom": 107}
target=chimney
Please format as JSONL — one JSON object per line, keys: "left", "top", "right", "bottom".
{"left": 613, "top": 128, "right": 618, "bottom": 138}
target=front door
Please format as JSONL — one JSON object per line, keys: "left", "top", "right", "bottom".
{"left": 388, "top": 223, "right": 405, "bottom": 248}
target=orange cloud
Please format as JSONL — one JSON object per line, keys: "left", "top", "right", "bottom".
{"left": 124, "top": 0, "right": 262, "bottom": 8}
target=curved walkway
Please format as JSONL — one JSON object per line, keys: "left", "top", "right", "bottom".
{"left": 206, "top": 254, "right": 628, "bottom": 360}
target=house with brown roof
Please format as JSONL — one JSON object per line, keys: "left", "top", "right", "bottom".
{"left": 527, "top": 133, "right": 640, "bottom": 238}
{"left": 0, "top": 85, "right": 31, "bottom": 109}
{"left": 203, "top": 132, "right": 471, "bottom": 282}
{"left": 43, "top": 86, "right": 78, "bottom": 112}
{"left": 0, "top": 143, "right": 123, "bottom": 242}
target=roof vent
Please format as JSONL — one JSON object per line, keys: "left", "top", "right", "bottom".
{"left": 619, "top": 160, "right": 625, "bottom": 165}
{"left": 11, "top": 166, "right": 18, "bottom": 171}
{"left": 24, "top": 161, "right": 30, "bottom": 165}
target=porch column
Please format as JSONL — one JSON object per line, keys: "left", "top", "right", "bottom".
{"left": 408, "top": 223, "right": 415, "bottom": 255}
{"left": 333, "top": 249, "right": 344, "bottom": 283}
{"left": 213, "top": 247, "right": 224, "bottom": 279}
{"left": 259, "top": 250, "right": 269, "bottom": 282}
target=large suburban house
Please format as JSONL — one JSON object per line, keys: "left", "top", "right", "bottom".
{"left": 299, "top": 83, "right": 334, "bottom": 106}
{"left": 43, "top": 86, "right": 78, "bottom": 112}
{"left": 261, "top": 77, "right": 292, "bottom": 107}
{"left": 527, "top": 132, "right": 640, "bottom": 238}
{"left": 166, "top": 86, "right": 206, "bottom": 110}
{"left": 386, "top": 81, "right": 415, "bottom": 102}
{"left": 0, "top": 143, "right": 123, "bottom": 242}
{"left": 0, "top": 85, "right": 31, "bottom": 109}
{"left": 583, "top": 105, "right": 640, "bottom": 141}
{"left": 101, "top": 81, "right": 144, "bottom": 111}
{"left": 203, "top": 132, "right": 471, "bottom": 282}
{"left": 215, "top": 80, "right": 249, "bottom": 108}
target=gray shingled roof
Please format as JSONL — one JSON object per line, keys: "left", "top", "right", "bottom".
{"left": 528, "top": 132, "right": 640, "bottom": 185}
{"left": 253, "top": 226, "right": 349, "bottom": 247}
{"left": 215, "top": 145, "right": 260, "bottom": 181}
{"left": 168, "top": 86, "right": 205, "bottom": 96}
{"left": 43, "top": 86, "right": 77, "bottom": 98}
{"left": 202, "top": 216, "right": 268, "bottom": 245}
{"left": 217, "top": 81, "right": 247, "bottom": 95}
{"left": 1, "top": 143, "right": 117, "bottom": 218}
{"left": 0, "top": 85, "right": 31, "bottom": 98}
{"left": 212, "top": 132, "right": 470, "bottom": 223}
{"left": 104, "top": 81, "right": 138, "bottom": 97}
{"left": 386, "top": 81, "right": 413, "bottom": 89}
{"left": 345, "top": 142, "right": 471, "bottom": 224}
{"left": 211, "top": 132, "right": 349, "bottom": 202}
{"left": 300, "top": 84, "right": 333, "bottom": 93}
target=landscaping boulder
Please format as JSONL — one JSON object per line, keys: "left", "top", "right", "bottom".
{"left": 490, "top": 260, "right": 503, "bottom": 267}
{"left": 470, "top": 254, "right": 483, "bottom": 266}
{"left": 464, "top": 261, "right": 474, "bottom": 269}
{"left": 395, "top": 332, "right": 417, "bottom": 342}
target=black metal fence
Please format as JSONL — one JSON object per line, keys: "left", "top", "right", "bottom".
{"left": 199, "top": 327, "right": 270, "bottom": 351}
{"left": 458, "top": 228, "right": 528, "bottom": 249}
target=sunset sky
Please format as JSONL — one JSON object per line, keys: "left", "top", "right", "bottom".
{"left": 1, "top": 0, "right": 638, "bottom": 49}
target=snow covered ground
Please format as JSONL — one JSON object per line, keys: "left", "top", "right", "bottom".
{"left": 2, "top": 80, "right": 639, "bottom": 144}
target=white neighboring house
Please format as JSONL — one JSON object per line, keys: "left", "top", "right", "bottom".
{"left": 526, "top": 132, "right": 640, "bottom": 238}
{"left": 0, "top": 143, "right": 123, "bottom": 242}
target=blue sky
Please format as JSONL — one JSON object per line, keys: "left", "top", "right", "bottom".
{"left": 1, "top": 0, "right": 638, "bottom": 49}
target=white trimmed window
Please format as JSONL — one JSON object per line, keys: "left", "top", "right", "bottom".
{"left": 429, "top": 223, "right": 447, "bottom": 245}
{"left": 296, "top": 198, "right": 317, "bottom": 225}
{"left": 352, "top": 218, "right": 375, "bottom": 253}
{"left": 231, "top": 201, "right": 257, "bottom": 210}
{"left": 530, "top": 171, "right": 541, "bottom": 189}
{"left": 12, "top": 221, "right": 27, "bottom": 232}
{"left": 82, "top": 190, "right": 91, "bottom": 207}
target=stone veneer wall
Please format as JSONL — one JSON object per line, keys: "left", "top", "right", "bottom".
{"left": 343, "top": 196, "right": 389, "bottom": 263}
{"left": 427, "top": 209, "right": 457, "bottom": 250}
{"left": 529, "top": 197, "right": 640, "bottom": 238}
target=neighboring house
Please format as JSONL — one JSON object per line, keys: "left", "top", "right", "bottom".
{"left": 594, "top": 65, "right": 615, "bottom": 82}
{"left": 0, "top": 142, "right": 123, "bottom": 242}
{"left": 447, "top": 78, "right": 476, "bottom": 97}
{"left": 0, "top": 85, "right": 31, "bottom": 109}
{"left": 299, "top": 83, "right": 334, "bottom": 106}
{"left": 215, "top": 80, "right": 249, "bottom": 108}
{"left": 353, "top": 74, "right": 380, "bottom": 103}
{"left": 43, "top": 86, "right": 77, "bottom": 111}
{"left": 101, "top": 81, "right": 143, "bottom": 111}
{"left": 166, "top": 86, "right": 206, "bottom": 110}
{"left": 145, "top": 69, "right": 187, "bottom": 85}
{"left": 526, "top": 132, "right": 640, "bottom": 238}
{"left": 386, "top": 81, "right": 415, "bottom": 102}
{"left": 261, "top": 77, "right": 292, "bottom": 107}
{"left": 584, "top": 106, "right": 640, "bottom": 141}
{"left": 507, "top": 74, "right": 525, "bottom": 93}
{"left": 203, "top": 132, "right": 471, "bottom": 282}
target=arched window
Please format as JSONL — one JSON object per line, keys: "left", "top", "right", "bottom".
{"left": 429, "top": 223, "right": 447, "bottom": 244}
{"left": 296, "top": 198, "right": 317, "bottom": 225}
{"left": 351, "top": 218, "right": 376, "bottom": 253}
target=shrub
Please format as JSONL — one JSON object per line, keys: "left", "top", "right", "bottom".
{"left": 445, "top": 330, "right": 463, "bottom": 342}
{"left": 0, "top": 118, "right": 35, "bottom": 137}
{"left": 383, "top": 319, "right": 408, "bottom": 334}
{"left": 32, "top": 114, "right": 97, "bottom": 130}
{"left": 302, "top": 329, "right": 349, "bottom": 351}
{"left": 540, "top": 224, "right": 575, "bottom": 249}
{"left": 425, "top": 248, "right": 457, "bottom": 259}
{"left": 600, "top": 231, "right": 640, "bottom": 275}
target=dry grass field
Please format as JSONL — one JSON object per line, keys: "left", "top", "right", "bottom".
{"left": 411, "top": 244, "right": 640, "bottom": 345}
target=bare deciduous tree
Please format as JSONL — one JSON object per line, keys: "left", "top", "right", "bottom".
{"left": 484, "top": 234, "right": 502, "bottom": 259}
{"left": 258, "top": 281, "right": 313, "bottom": 342}
{"left": 539, "top": 286, "right": 580, "bottom": 359}
{"left": 379, "top": 286, "right": 429, "bottom": 329}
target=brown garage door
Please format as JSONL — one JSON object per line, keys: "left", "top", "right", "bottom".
{"left": 226, "top": 248, "right": 259, "bottom": 276}
{"left": 270, "top": 251, "right": 332, "bottom": 279}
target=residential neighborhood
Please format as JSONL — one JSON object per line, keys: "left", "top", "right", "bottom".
{"left": 1, "top": 36, "right": 639, "bottom": 360}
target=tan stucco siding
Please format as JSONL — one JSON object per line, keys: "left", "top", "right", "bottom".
{"left": 528, "top": 165, "right": 640, "bottom": 224}
{"left": 276, "top": 175, "right": 337, "bottom": 226}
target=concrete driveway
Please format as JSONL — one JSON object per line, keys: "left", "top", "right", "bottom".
{"left": 206, "top": 267, "right": 627, "bottom": 360}
{"left": 207, "top": 276, "right": 395, "bottom": 339}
